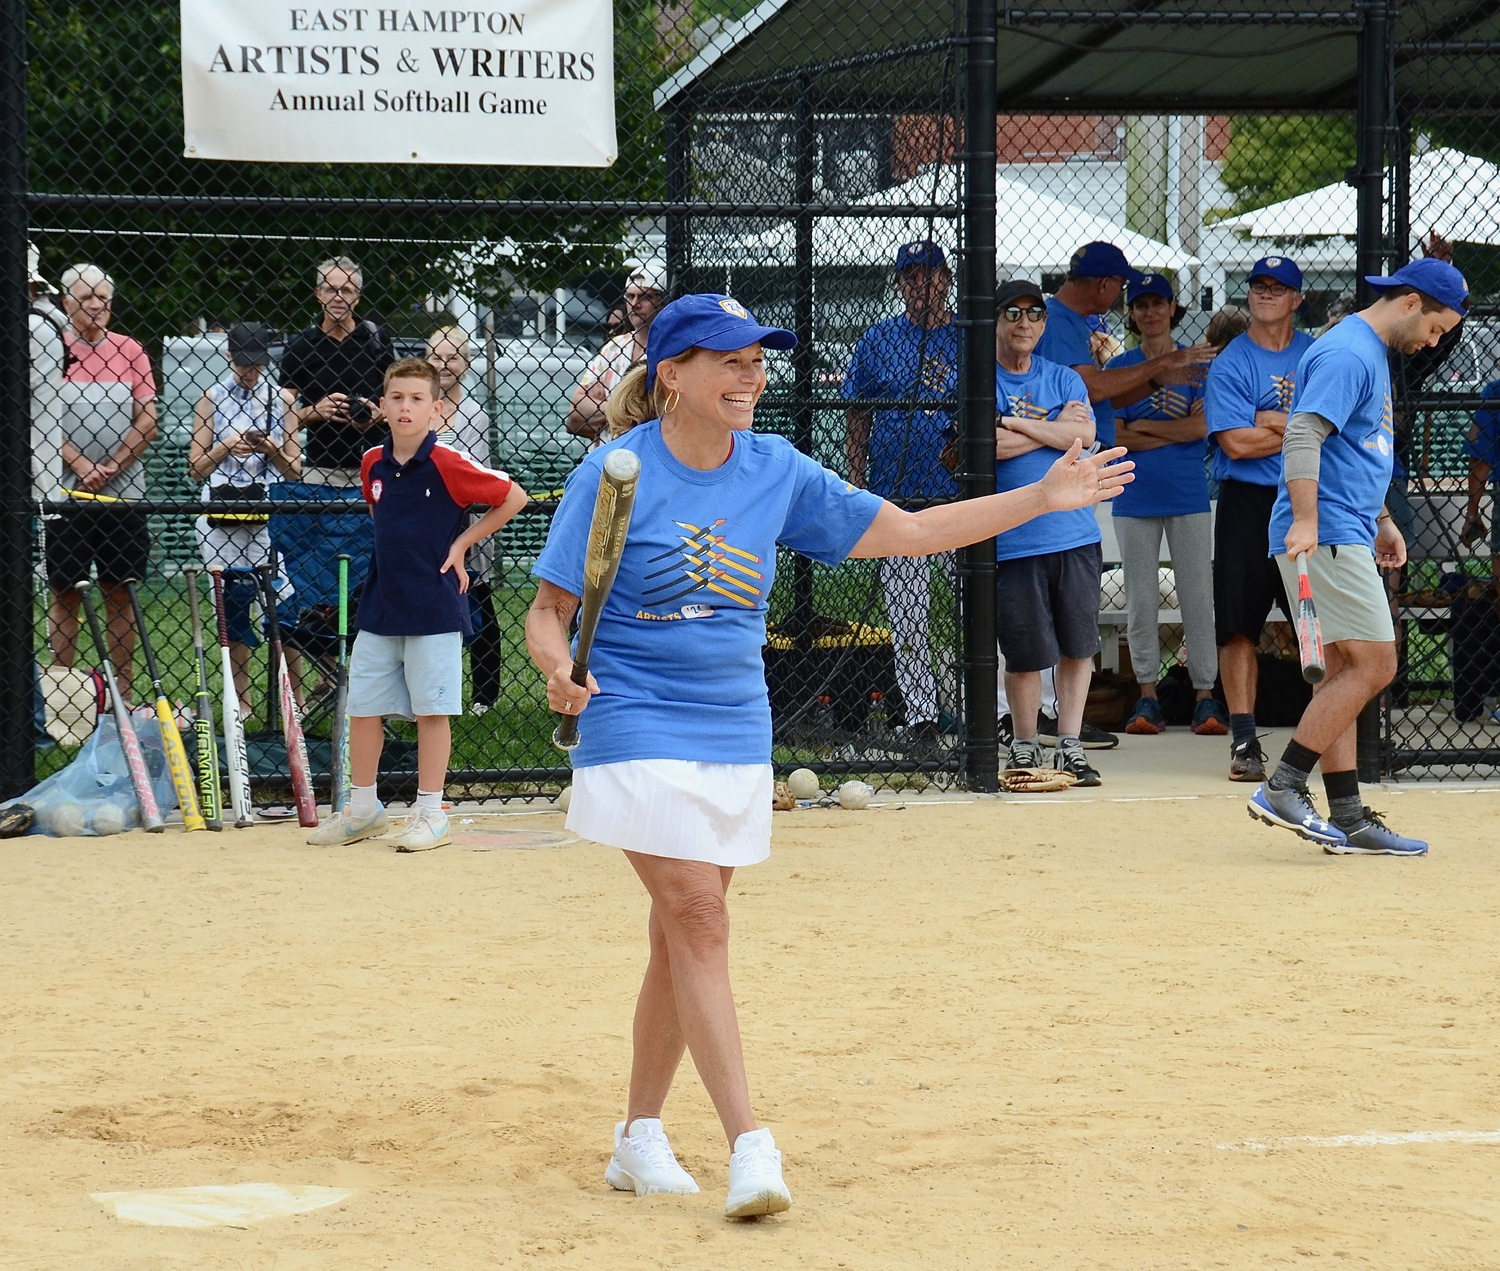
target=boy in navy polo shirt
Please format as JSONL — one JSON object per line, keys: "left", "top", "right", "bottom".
{"left": 309, "top": 357, "right": 528, "bottom": 851}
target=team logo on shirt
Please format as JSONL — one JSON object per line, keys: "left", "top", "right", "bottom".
{"left": 636, "top": 517, "right": 765, "bottom": 616}
{"left": 1005, "top": 393, "right": 1051, "bottom": 421}
{"left": 1151, "top": 385, "right": 1194, "bottom": 418}
{"left": 370, "top": 479, "right": 383, "bottom": 502}
{"left": 1270, "top": 372, "right": 1297, "bottom": 411}
{"left": 1365, "top": 387, "right": 1395, "bottom": 455}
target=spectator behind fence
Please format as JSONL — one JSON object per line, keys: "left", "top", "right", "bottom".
{"left": 526, "top": 291, "right": 1132, "bottom": 1218}
{"left": 189, "top": 322, "right": 301, "bottom": 722}
{"left": 1107, "top": 274, "right": 1226, "bottom": 737}
{"left": 841, "top": 239, "right": 959, "bottom": 743}
{"left": 990, "top": 279, "right": 1107, "bottom": 787}
{"left": 1460, "top": 379, "right": 1500, "bottom": 555}
{"left": 46, "top": 262, "right": 158, "bottom": 692}
{"left": 280, "top": 255, "right": 394, "bottom": 485}
{"left": 28, "top": 244, "right": 65, "bottom": 748}
{"left": 1205, "top": 256, "right": 1314, "bottom": 784}
{"left": 567, "top": 262, "right": 667, "bottom": 446}
{"left": 428, "top": 324, "right": 506, "bottom": 713}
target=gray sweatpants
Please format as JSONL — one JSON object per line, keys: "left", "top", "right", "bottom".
{"left": 1114, "top": 511, "right": 1217, "bottom": 689}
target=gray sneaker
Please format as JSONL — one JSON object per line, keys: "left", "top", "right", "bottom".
{"left": 391, "top": 805, "right": 451, "bottom": 853}
{"left": 1007, "top": 738, "right": 1043, "bottom": 770}
{"left": 306, "top": 802, "right": 389, "bottom": 846}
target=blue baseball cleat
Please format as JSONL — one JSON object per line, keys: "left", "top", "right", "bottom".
{"left": 1248, "top": 783, "right": 1348, "bottom": 848}
{"left": 1325, "top": 807, "right": 1429, "bottom": 857}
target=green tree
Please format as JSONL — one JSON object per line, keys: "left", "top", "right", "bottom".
{"left": 1215, "top": 115, "right": 1357, "bottom": 218}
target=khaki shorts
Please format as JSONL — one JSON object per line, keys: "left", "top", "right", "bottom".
{"left": 1275, "top": 544, "right": 1394, "bottom": 645}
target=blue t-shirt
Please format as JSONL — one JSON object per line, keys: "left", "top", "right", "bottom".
{"left": 840, "top": 315, "right": 960, "bottom": 500}
{"left": 532, "top": 422, "right": 884, "bottom": 768}
{"left": 992, "top": 357, "right": 1100, "bottom": 561}
{"left": 1106, "top": 346, "right": 1209, "bottom": 518}
{"left": 1204, "top": 329, "right": 1315, "bottom": 487}
{"left": 1464, "top": 379, "right": 1500, "bottom": 479}
{"left": 1035, "top": 297, "right": 1114, "bottom": 446}
{"left": 1269, "top": 315, "right": 1394, "bottom": 553}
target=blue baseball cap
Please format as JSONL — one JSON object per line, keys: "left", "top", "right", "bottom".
{"left": 1364, "top": 257, "right": 1469, "bottom": 317}
{"left": 1069, "top": 241, "right": 1146, "bottom": 285}
{"left": 645, "top": 294, "right": 797, "bottom": 387}
{"left": 894, "top": 240, "right": 948, "bottom": 272}
{"left": 1249, "top": 255, "right": 1304, "bottom": 290}
{"left": 1127, "top": 272, "right": 1177, "bottom": 305}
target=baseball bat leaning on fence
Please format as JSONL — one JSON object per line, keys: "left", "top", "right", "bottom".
{"left": 183, "top": 570, "right": 224, "bottom": 831}
{"left": 210, "top": 571, "right": 256, "bottom": 828}
{"left": 257, "top": 565, "right": 319, "bottom": 828}
{"left": 1295, "top": 555, "right": 1327, "bottom": 685}
{"left": 125, "top": 579, "right": 206, "bottom": 832}
{"left": 553, "top": 448, "right": 641, "bottom": 751}
{"left": 78, "top": 579, "right": 165, "bottom": 833}
{"left": 329, "top": 554, "right": 352, "bottom": 815}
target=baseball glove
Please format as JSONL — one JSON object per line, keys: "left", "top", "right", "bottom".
{"left": 0, "top": 802, "right": 36, "bottom": 838}
{"left": 772, "top": 781, "right": 798, "bottom": 812}
{"left": 999, "top": 767, "right": 1079, "bottom": 793}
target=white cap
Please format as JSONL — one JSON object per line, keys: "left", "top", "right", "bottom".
{"left": 627, "top": 260, "right": 668, "bottom": 294}
{"left": 27, "top": 242, "right": 51, "bottom": 290}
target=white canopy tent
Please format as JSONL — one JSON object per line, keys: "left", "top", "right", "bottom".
{"left": 1221, "top": 147, "right": 1500, "bottom": 249}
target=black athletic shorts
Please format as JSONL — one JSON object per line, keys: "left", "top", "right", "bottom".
{"left": 1213, "top": 477, "right": 1289, "bottom": 645}
{"left": 45, "top": 505, "right": 151, "bottom": 590}
{"left": 995, "top": 542, "right": 1103, "bottom": 672}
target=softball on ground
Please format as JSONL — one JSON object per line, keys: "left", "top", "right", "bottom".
{"left": 786, "top": 768, "right": 821, "bottom": 800}
{"left": 557, "top": 785, "right": 572, "bottom": 814}
{"left": 837, "top": 780, "right": 874, "bottom": 810}
{"left": 46, "top": 800, "right": 88, "bottom": 838}
{"left": 88, "top": 803, "right": 131, "bottom": 836}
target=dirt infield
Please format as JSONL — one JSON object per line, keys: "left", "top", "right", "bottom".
{"left": 4, "top": 787, "right": 1499, "bottom": 1269}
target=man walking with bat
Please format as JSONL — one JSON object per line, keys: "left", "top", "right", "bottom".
{"left": 308, "top": 358, "right": 527, "bottom": 851}
{"left": 1250, "top": 258, "right": 1468, "bottom": 855}
{"left": 527, "top": 293, "right": 1134, "bottom": 1218}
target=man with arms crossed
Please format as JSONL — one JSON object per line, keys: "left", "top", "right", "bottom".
{"left": 1205, "top": 256, "right": 1313, "bottom": 782}
{"left": 1249, "top": 258, "right": 1467, "bottom": 855}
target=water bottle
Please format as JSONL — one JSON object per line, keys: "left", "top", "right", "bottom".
{"left": 866, "top": 690, "right": 887, "bottom": 735}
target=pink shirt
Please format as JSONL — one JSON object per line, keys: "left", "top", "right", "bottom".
{"left": 64, "top": 330, "right": 156, "bottom": 401}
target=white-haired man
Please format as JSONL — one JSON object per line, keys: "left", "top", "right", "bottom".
{"left": 567, "top": 262, "right": 668, "bottom": 445}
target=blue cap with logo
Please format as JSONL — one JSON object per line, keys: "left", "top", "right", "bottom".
{"left": 1364, "top": 257, "right": 1469, "bottom": 317}
{"left": 1249, "top": 255, "right": 1304, "bottom": 290}
{"left": 894, "top": 240, "right": 948, "bottom": 272}
{"left": 1127, "top": 272, "right": 1177, "bottom": 305}
{"left": 646, "top": 294, "right": 797, "bottom": 387}
{"left": 1069, "top": 241, "right": 1147, "bottom": 285}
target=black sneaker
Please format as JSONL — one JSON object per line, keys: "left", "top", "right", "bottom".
{"left": 999, "top": 713, "right": 1014, "bottom": 746}
{"left": 1229, "top": 737, "right": 1267, "bottom": 783}
{"left": 1053, "top": 745, "right": 1101, "bottom": 787}
{"left": 1037, "top": 715, "right": 1119, "bottom": 750}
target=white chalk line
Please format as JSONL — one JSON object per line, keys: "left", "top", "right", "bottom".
{"left": 1218, "top": 1129, "right": 1500, "bottom": 1151}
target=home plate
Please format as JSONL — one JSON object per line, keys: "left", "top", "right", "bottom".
{"left": 91, "top": 1183, "right": 353, "bottom": 1228}
{"left": 457, "top": 827, "right": 578, "bottom": 850}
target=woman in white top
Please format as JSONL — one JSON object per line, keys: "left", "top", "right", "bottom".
{"left": 189, "top": 322, "right": 300, "bottom": 719}
{"left": 427, "top": 324, "right": 505, "bottom": 710}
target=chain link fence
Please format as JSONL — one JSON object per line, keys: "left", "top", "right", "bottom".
{"left": 6, "top": 2, "right": 1500, "bottom": 808}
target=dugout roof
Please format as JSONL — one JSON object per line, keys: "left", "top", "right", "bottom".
{"left": 656, "top": 0, "right": 1500, "bottom": 114}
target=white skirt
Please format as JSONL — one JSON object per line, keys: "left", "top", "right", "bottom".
{"left": 567, "top": 760, "right": 773, "bottom": 867}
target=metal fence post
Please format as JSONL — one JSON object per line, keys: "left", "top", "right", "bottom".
{"left": 0, "top": 0, "right": 35, "bottom": 799}
{"left": 960, "top": 0, "right": 998, "bottom": 791}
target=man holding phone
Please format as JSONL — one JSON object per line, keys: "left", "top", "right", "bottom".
{"left": 281, "top": 255, "right": 395, "bottom": 485}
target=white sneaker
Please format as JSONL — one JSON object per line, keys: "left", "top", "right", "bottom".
{"left": 391, "top": 806, "right": 451, "bottom": 853}
{"left": 724, "top": 1127, "right": 791, "bottom": 1218}
{"left": 604, "top": 1119, "right": 699, "bottom": 1196}
{"left": 306, "top": 802, "right": 389, "bottom": 845}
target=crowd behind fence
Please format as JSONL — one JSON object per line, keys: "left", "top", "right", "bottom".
{"left": 7, "top": 2, "right": 1500, "bottom": 808}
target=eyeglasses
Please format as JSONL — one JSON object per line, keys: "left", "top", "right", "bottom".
{"left": 317, "top": 283, "right": 361, "bottom": 299}
{"left": 1249, "top": 281, "right": 1292, "bottom": 297}
{"left": 1000, "top": 305, "right": 1047, "bottom": 323}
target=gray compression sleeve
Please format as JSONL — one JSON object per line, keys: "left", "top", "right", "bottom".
{"left": 1282, "top": 411, "right": 1335, "bottom": 483}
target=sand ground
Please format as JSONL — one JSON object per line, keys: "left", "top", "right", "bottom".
{"left": 4, "top": 744, "right": 1500, "bottom": 1269}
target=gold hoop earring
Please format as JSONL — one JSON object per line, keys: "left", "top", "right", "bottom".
{"left": 662, "top": 390, "right": 680, "bottom": 416}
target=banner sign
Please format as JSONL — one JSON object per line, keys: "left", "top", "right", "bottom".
{"left": 181, "top": 2, "right": 616, "bottom": 166}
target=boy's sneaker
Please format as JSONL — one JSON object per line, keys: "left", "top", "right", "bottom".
{"left": 1124, "top": 696, "right": 1166, "bottom": 735}
{"left": 605, "top": 1119, "right": 699, "bottom": 1196}
{"left": 1191, "top": 698, "right": 1230, "bottom": 736}
{"left": 1039, "top": 715, "right": 1120, "bottom": 749}
{"left": 1228, "top": 737, "right": 1267, "bottom": 782}
{"left": 1053, "top": 744, "right": 1101, "bottom": 787}
{"left": 999, "top": 713, "right": 1014, "bottom": 746}
{"left": 306, "top": 802, "right": 389, "bottom": 846}
{"left": 1007, "top": 738, "right": 1043, "bottom": 770}
{"left": 1247, "top": 783, "right": 1347, "bottom": 848}
{"left": 1325, "top": 807, "right": 1429, "bottom": 857}
{"left": 391, "top": 806, "right": 451, "bottom": 853}
{"left": 724, "top": 1127, "right": 791, "bottom": 1218}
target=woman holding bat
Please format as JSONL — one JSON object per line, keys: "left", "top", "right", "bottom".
{"left": 526, "top": 293, "right": 1133, "bottom": 1219}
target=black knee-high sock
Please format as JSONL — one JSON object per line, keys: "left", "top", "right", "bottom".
{"left": 1268, "top": 739, "right": 1321, "bottom": 791}
{"left": 1323, "top": 769, "right": 1363, "bottom": 827}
